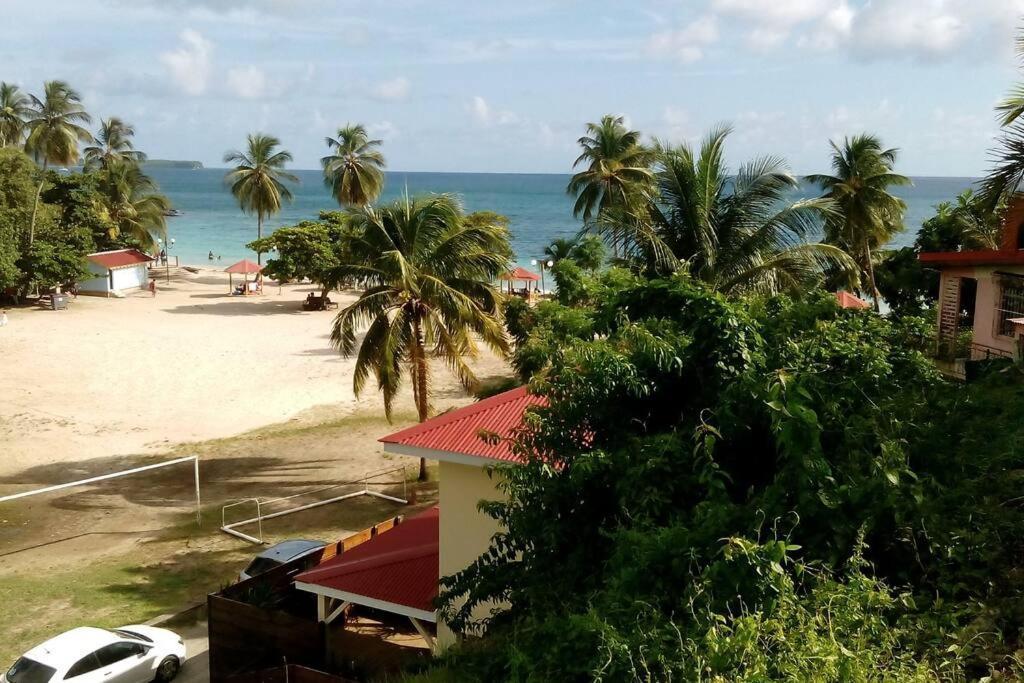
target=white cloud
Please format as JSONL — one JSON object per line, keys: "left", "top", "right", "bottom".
{"left": 367, "top": 120, "right": 399, "bottom": 140}
{"left": 226, "top": 65, "right": 267, "bottom": 99}
{"left": 160, "top": 29, "right": 212, "bottom": 96}
{"left": 845, "top": 1, "right": 965, "bottom": 60}
{"left": 708, "top": 0, "right": 1024, "bottom": 61}
{"left": 370, "top": 76, "right": 410, "bottom": 101}
{"left": 469, "top": 95, "right": 520, "bottom": 126}
{"left": 648, "top": 15, "right": 719, "bottom": 63}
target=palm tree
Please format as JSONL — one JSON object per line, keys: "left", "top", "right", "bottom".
{"left": 330, "top": 194, "right": 510, "bottom": 480}
{"left": 322, "top": 124, "right": 386, "bottom": 207}
{"left": 567, "top": 115, "right": 653, "bottom": 222}
{"left": 543, "top": 237, "right": 577, "bottom": 264}
{"left": 24, "top": 80, "right": 93, "bottom": 247}
{"left": 84, "top": 117, "right": 146, "bottom": 170}
{"left": 224, "top": 134, "right": 298, "bottom": 264}
{"left": 808, "top": 134, "right": 910, "bottom": 310}
{"left": 0, "top": 82, "right": 30, "bottom": 148}
{"left": 594, "top": 127, "right": 857, "bottom": 296}
{"left": 96, "top": 161, "right": 170, "bottom": 251}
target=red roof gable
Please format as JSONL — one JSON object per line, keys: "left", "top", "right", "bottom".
{"left": 380, "top": 386, "right": 546, "bottom": 465}
{"left": 835, "top": 291, "right": 870, "bottom": 309}
{"left": 501, "top": 267, "right": 539, "bottom": 281}
{"left": 295, "top": 507, "right": 439, "bottom": 616}
{"left": 87, "top": 249, "right": 153, "bottom": 269}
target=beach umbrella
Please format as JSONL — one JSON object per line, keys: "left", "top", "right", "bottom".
{"left": 225, "top": 259, "right": 263, "bottom": 294}
{"left": 500, "top": 266, "right": 539, "bottom": 294}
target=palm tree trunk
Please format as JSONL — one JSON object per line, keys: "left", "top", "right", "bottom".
{"left": 257, "top": 213, "right": 263, "bottom": 265}
{"left": 864, "top": 237, "right": 880, "bottom": 312}
{"left": 28, "top": 159, "right": 48, "bottom": 248}
{"left": 412, "top": 314, "right": 429, "bottom": 482}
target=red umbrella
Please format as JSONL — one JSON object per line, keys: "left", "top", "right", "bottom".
{"left": 225, "top": 259, "right": 263, "bottom": 294}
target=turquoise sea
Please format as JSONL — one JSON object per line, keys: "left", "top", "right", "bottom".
{"left": 146, "top": 168, "right": 979, "bottom": 267}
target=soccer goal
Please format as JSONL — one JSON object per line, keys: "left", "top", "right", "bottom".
{"left": 0, "top": 455, "right": 202, "bottom": 524}
{"left": 219, "top": 465, "right": 409, "bottom": 544}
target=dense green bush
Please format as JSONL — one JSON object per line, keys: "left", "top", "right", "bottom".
{"left": 432, "top": 273, "right": 1024, "bottom": 681}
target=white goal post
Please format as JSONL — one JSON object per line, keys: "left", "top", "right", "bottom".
{"left": 220, "top": 465, "right": 409, "bottom": 544}
{"left": 0, "top": 455, "right": 201, "bottom": 525}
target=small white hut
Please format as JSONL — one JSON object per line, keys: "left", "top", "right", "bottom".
{"left": 78, "top": 249, "right": 154, "bottom": 297}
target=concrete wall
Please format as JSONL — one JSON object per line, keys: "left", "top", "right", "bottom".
{"left": 111, "top": 264, "right": 147, "bottom": 291}
{"left": 437, "top": 460, "right": 506, "bottom": 648}
{"left": 77, "top": 262, "right": 112, "bottom": 294}
{"left": 939, "top": 265, "right": 1024, "bottom": 355}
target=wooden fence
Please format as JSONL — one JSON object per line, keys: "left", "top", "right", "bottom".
{"left": 208, "top": 516, "right": 405, "bottom": 682}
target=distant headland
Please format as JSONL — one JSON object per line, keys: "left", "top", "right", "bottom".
{"left": 141, "top": 159, "right": 203, "bottom": 169}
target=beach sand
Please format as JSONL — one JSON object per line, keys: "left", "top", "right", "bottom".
{"left": 0, "top": 266, "right": 510, "bottom": 479}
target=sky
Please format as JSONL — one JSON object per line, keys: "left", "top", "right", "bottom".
{"left": 4, "top": 0, "right": 1024, "bottom": 175}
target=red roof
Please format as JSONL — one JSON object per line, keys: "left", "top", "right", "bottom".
{"left": 87, "top": 249, "right": 153, "bottom": 269}
{"left": 918, "top": 249, "right": 1024, "bottom": 267}
{"left": 380, "top": 386, "right": 546, "bottom": 464}
{"left": 501, "top": 267, "right": 540, "bottom": 281}
{"left": 835, "top": 291, "right": 870, "bottom": 309}
{"left": 295, "top": 507, "right": 439, "bottom": 616}
{"left": 225, "top": 259, "right": 263, "bottom": 274}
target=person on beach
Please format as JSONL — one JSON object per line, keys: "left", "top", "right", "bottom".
{"left": 208, "top": 250, "right": 214, "bottom": 260}
{"left": 149, "top": 279, "right": 157, "bottom": 297}
{"left": 0, "top": 310, "right": 8, "bottom": 327}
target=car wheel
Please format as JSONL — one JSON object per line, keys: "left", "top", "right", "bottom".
{"left": 155, "top": 656, "right": 180, "bottom": 682}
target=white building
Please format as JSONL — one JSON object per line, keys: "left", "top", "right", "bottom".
{"left": 78, "top": 249, "right": 154, "bottom": 297}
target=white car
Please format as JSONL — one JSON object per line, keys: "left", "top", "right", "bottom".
{"left": 3, "top": 625, "right": 185, "bottom": 683}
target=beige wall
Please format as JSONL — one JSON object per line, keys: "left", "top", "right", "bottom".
{"left": 437, "top": 460, "right": 506, "bottom": 648}
{"left": 941, "top": 265, "right": 1024, "bottom": 355}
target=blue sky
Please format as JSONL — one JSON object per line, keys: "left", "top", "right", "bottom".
{"left": 4, "top": 0, "right": 1024, "bottom": 175}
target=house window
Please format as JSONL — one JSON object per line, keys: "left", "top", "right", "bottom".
{"left": 996, "top": 273, "right": 1024, "bottom": 336}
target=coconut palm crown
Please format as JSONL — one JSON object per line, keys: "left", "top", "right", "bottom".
{"left": 0, "top": 82, "right": 31, "bottom": 148}
{"left": 224, "top": 133, "right": 298, "bottom": 264}
{"left": 322, "top": 124, "right": 386, "bottom": 207}
{"left": 567, "top": 114, "right": 653, "bottom": 222}
{"left": 96, "top": 161, "right": 170, "bottom": 251}
{"left": 807, "top": 134, "right": 910, "bottom": 310}
{"left": 84, "top": 117, "right": 146, "bottom": 170}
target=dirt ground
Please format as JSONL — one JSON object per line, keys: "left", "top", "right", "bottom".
{"left": 0, "top": 266, "right": 512, "bottom": 663}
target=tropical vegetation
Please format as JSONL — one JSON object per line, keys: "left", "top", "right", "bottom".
{"left": 329, "top": 195, "right": 511, "bottom": 480}
{"left": 0, "top": 79, "right": 172, "bottom": 301}
{"left": 24, "top": 80, "right": 92, "bottom": 247}
{"left": 590, "top": 127, "right": 858, "bottom": 295}
{"left": 224, "top": 133, "right": 298, "bottom": 264}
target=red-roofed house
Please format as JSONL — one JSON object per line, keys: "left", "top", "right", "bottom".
{"left": 79, "top": 249, "right": 154, "bottom": 297}
{"left": 378, "top": 386, "right": 545, "bottom": 647}
{"left": 919, "top": 199, "right": 1024, "bottom": 361}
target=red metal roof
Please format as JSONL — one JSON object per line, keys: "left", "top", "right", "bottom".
{"left": 295, "top": 507, "right": 439, "bottom": 615}
{"left": 835, "top": 291, "right": 870, "bottom": 309}
{"left": 379, "top": 386, "right": 546, "bottom": 464}
{"left": 501, "top": 267, "right": 540, "bottom": 281}
{"left": 918, "top": 249, "right": 1024, "bottom": 267}
{"left": 87, "top": 249, "right": 153, "bottom": 269}
{"left": 224, "top": 259, "right": 263, "bottom": 274}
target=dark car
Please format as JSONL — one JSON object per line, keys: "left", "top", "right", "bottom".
{"left": 238, "top": 539, "right": 326, "bottom": 580}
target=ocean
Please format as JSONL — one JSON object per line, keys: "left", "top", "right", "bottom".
{"left": 146, "top": 168, "right": 979, "bottom": 267}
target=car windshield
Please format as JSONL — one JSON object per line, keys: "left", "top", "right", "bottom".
{"left": 244, "top": 557, "right": 281, "bottom": 576}
{"left": 6, "top": 657, "right": 56, "bottom": 683}
{"left": 106, "top": 629, "right": 152, "bottom": 643}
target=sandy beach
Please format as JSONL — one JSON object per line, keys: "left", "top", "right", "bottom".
{"left": 0, "top": 266, "right": 509, "bottom": 479}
